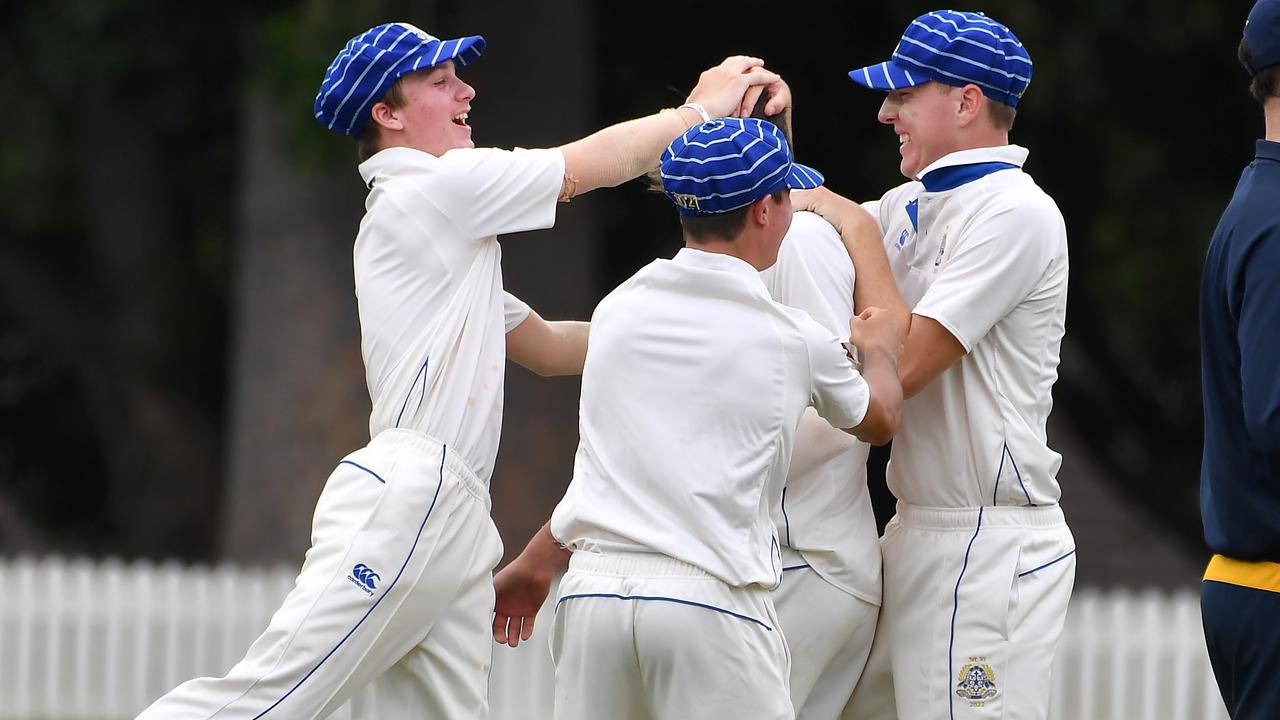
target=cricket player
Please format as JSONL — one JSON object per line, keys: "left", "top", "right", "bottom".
{"left": 796, "top": 10, "right": 1076, "bottom": 719}
{"left": 490, "top": 104, "right": 886, "bottom": 718}
{"left": 135, "top": 23, "right": 786, "bottom": 720}
{"left": 1200, "top": 1, "right": 1280, "bottom": 716}
{"left": 548, "top": 117, "right": 902, "bottom": 720}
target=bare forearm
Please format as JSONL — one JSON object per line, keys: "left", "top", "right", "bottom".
{"left": 507, "top": 314, "right": 589, "bottom": 377}
{"left": 557, "top": 108, "right": 700, "bottom": 197}
{"left": 847, "top": 346, "right": 903, "bottom": 446}
{"left": 520, "top": 521, "right": 572, "bottom": 573}
{"left": 536, "top": 320, "right": 589, "bottom": 376}
{"left": 836, "top": 222, "right": 909, "bottom": 335}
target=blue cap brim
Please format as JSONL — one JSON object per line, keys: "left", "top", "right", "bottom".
{"left": 848, "top": 60, "right": 931, "bottom": 92}
{"left": 408, "top": 34, "right": 486, "bottom": 72}
{"left": 784, "top": 162, "right": 824, "bottom": 190}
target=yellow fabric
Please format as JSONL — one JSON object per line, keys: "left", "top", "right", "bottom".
{"left": 1204, "top": 554, "right": 1280, "bottom": 593}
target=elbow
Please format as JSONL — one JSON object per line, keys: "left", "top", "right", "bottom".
{"left": 865, "top": 408, "right": 901, "bottom": 447}
{"left": 852, "top": 397, "right": 902, "bottom": 446}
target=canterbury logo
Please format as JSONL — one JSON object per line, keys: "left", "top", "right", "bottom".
{"left": 348, "top": 563, "right": 381, "bottom": 595}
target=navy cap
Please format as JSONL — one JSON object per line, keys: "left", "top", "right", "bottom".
{"left": 660, "top": 118, "right": 823, "bottom": 217}
{"left": 1244, "top": 0, "right": 1280, "bottom": 76}
{"left": 849, "top": 10, "right": 1032, "bottom": 107}
{"left": 315, "top": 23, "right": 485, "bottom": 137}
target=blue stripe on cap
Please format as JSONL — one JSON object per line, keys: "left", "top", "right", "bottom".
{"left": 659, "top": 118, "right": 822, "bottom": 216}
{"left": 314, "top": 24, "right": 486, "bottom": 137}
{"left": 847, "top": 10, "right": 1032, "bottom": 107}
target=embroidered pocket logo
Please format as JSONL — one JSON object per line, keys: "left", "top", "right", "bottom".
{"left": 955, "top": 657, "right": 999, "bottom": 706}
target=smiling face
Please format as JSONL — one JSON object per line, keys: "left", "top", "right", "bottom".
{"left": 877, "top": 81, "right": 967, "bottom": 180}
{"left": 371, "top": 61, "right": 476, "bottom": 157}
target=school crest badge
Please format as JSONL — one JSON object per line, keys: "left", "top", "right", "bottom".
{"left": 955, "top": 658, "right": 999, "bottom": 705}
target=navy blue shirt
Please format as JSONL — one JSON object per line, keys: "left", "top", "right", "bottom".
{"left": 1201, "top": 139, "right": 1280, "bottom": 561}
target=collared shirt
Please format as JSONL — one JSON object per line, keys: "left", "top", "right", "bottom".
{"left": 355, "top": 145, "right": 564, "bottom": 485}
{"left": 759, "top": 211, "right": 880, "bottom": 604}
{"left": 1200, "top": 139, "right": 1280, "bottom": 562}
{"left": 863, "top": 145, "right": 1069, "bottom": 508}
{"left": 551, "top": 247, "right": 871, "bottom": 589}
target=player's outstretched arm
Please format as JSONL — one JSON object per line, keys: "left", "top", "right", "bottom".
{"left": 493, "top": 522, "right": 571, "bottom": 648}
{"left": 506, "top": 310, "right": 589, "bottom": 376}
{"left": 846, "top": 307, "right": 904, "bottom": 445}
{"left": 555, "top": 57, "right": 787, "bottom": 200}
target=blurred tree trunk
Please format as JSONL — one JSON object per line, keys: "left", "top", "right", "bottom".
{"left": 220, "top": 93, "right": 369, "bottom": 563}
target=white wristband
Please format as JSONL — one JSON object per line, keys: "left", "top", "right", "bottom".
{"left": 678, "top": 102, "right": 711, "bottom": 124}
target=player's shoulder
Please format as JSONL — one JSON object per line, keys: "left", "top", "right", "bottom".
{"left": 877, "top": 179, "right": 924, "bottom": 207}
{"left": 780, "top": 211, "right": 846, "bottom": 259}
{"left": 961, "top": 171, "right": 1065, "bottom": 236}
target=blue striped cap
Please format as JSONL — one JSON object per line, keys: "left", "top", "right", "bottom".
{"left": 660, "top": 118, "right": 824, "bottom": 217}
{"left": 1244, "top": 0, "right": 1280, "bottom": 76}
{"left": 848, "top": 10, "right": 1032, "bottom": 107}
{"left": 314, "top": 23, "right": 485, "bottom": 137}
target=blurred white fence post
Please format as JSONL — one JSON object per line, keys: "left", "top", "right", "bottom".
{"left": 0, "top": 556, "right": 1228, "bottom": 720}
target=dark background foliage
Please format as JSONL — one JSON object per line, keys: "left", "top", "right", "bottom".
{"left": 0, "top": 0, "right": 1260, "bottom": 577}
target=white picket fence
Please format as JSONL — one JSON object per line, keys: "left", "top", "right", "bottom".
{"left": 0, "top": 556, "right": 1227, "bottom": 719}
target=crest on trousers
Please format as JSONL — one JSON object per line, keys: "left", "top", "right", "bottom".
{"left": 955, "top": 658, "right": 999, "bottom": 705}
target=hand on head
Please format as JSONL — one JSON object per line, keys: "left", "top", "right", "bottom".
{"left": 737, "top": 70, "right": 791, "bottom": 119}
{"left": 685, "top": 56, "right": 785, "bottom": 119}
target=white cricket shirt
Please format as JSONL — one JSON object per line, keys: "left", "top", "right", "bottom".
{"left": 550, "top": 247, "right": 871, "bottom": 589}
{"left": 355, "top": 145, "right": 564, "bottom": 485}
{"left": 864, "top": 145, "right": 1068, "bottom": 508}
{"left": 759, "top": 211, "right": 880, "bottom": 604}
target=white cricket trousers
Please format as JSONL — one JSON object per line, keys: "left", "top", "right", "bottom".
{"left": 877, "top": 503, "right": 1075, "bottom": 720}
{"left": 550, "top": 552, "right": 794, "bottom": 720}
{"left": 772, "top": 551, "right": 878, "bottom": 720}
{"left": 135, "top": 429, "right": 504, "bottom": 719}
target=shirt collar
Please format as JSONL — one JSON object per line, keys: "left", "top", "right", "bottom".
{"left": 1257, "top": 139, "right": 1280, "bottom": 163}
{"left": 916, "top": 144, "right": 1030, "bottom": 191}
{"left": 673, "top": 247, "right": 764, "bottom": 284}
{"left": 358, "top": 146, "right": 441, "bottom": 189}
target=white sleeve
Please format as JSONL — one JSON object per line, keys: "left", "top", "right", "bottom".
{"left": 801, "top": 318, "right": 870, "bottom": 430}
{"left": 432, "top": 147, "right": 565, "bottom": 239}
{"left": 912, "top": 195, "right": 1064, "bottom": 351}
{"left": 503, "top": 291, "right": 533, "bottom": 333}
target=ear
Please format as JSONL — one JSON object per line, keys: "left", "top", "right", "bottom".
{"left": 369, "top": 101, "right": 404, "bottom": 133}
{"left": 956, "top": 84, "right": 985, "bottom": 128}
{"left": 750, "top": 195, "right": 772, "bottom": 227}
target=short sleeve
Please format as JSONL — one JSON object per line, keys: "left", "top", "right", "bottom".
{"left": 800, "top": 317, "right": 870, "bottom": 430}
{"left": 912, "top": 195, "right": 1064, "bottom": 351}
{"left": 503, "top": 291, "right": 533, "bottom": 333}
{"left": 1238, "top": 224, "right": 1280, "bottom": 452}
{"left": 432, "top": 147, "right": 565, "bottom": 239}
